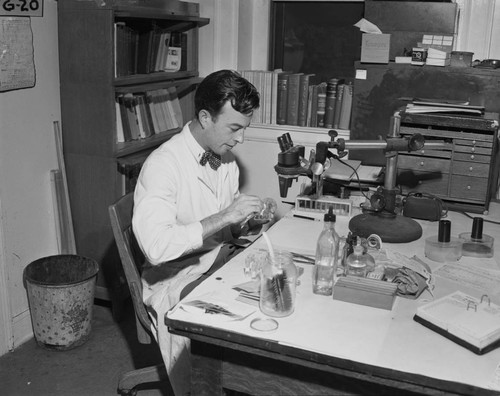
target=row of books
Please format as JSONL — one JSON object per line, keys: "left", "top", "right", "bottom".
{"left": 115, "top": 87, "right": 183, "bottom": 143}
{"left": 114, "top": 22, "right": 186, "bottom": 77}
{"left": 239, "top": 70, "right": 353, "bottom": 130}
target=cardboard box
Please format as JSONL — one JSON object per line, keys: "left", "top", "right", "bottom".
{"left": 361, "top": 33, "right": 390, "bottom": 64}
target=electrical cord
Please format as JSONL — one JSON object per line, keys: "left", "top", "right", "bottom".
{"left": 460, "top": 211, "right": 500, "bottom": 225}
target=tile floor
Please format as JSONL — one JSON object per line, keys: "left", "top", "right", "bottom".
{"left": 0, "top": 300, "right": 172, "bottom": 396}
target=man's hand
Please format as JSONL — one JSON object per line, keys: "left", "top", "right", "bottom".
{"left": 201, "top": 194, "right": 264, "bottom": 239}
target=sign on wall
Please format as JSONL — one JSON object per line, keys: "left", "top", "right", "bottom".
{"left": 1, "top": 0, "right": 43, "bottom": 17}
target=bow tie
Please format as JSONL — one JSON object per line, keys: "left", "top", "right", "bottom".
{"left": 199, "top": 151, "right": 222, "bottom": 170}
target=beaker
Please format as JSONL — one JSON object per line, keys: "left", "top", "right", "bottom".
{"left": 259, "top": 250, "right": 297, "bottom": 317}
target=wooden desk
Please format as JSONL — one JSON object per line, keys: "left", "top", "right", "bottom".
{"left": 166, "top": 205, "right": 500, "bottom": 395}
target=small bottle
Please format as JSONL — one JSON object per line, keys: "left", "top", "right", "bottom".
{"left": 313, "top": 206, "right": 339, "bottom": 296}
{"left": 345, "top": 244, "right": 375, "bottom": 278}
{"left": 459, "top": 217, "right": 494, "bottom": 258}
{"left": 425, "top": 219, "right": 463, "bottom": 262}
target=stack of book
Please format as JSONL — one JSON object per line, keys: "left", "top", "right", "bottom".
{"left": 115, "top": 87, "right": 183, "bottom": 143}
{"left": 239, "top": 70, "right": 353, "bottom": 130}
{"left": 426, "top": 47, "right": 451, "bottom": 67}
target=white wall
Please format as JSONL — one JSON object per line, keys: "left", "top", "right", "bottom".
{"left": 0, "top": 1, "right": 60, "bottom": 354}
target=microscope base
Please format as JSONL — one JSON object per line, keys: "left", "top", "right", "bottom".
{"left": 349, "top": 212, "right": 422, "bottom": 243}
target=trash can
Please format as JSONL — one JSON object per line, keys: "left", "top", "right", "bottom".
{"left": 23, "top": 254, "right": 99, "bottom": 351}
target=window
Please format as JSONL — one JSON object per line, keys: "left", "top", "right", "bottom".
{"left": 270, "top": 1, "right": 364, "bottom": 82}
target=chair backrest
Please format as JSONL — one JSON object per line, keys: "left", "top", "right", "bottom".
{"left": 109, "top": 192, "right": 153, "bottom": 344}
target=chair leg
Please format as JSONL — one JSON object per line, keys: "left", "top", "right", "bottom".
{"left": 117, "top": 364, "right": 167, "bottom": 395}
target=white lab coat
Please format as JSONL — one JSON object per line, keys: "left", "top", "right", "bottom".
{"left": 132, "top": 122, "right": 239, "bottom": 395}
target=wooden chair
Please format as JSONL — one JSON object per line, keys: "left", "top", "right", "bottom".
{"left": 109, "top": 193, "right": 169, "bottom": 396}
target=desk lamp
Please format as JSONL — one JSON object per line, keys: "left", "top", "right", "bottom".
{"left": 274, "top": 113, "right": 442, "bottom": 243}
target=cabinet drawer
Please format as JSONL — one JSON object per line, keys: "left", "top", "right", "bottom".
{"left": 398, "top": 170, "right": 449, "bottom": 196}
{"left": 454, "top": 138, "right": 493, "bottom": 148}
{"left": 398, "top": 155, "right": 450, "bottom": 173}
{"left": 452, "top": 161, "right": 490, "bottom": 177}
{"left": 452, "top": 152, "right": 491, "bottom": 164}
{"left": 450, "top": 175, "right": 488, "bottom": 201}
{"left": 453, "top": 145, "right": 492, "bottom": 155}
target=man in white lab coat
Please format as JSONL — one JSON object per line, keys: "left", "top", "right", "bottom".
{"left": 132, "top": 69, "right": 266, "bottom": 395}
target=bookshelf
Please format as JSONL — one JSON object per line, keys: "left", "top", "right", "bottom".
{"left": 57, "top": 0, "right": 209, "bottom": 315}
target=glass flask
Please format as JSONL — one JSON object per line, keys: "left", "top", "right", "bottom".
{"left": 259, "top": 250, "right": 297, "bottom": 318}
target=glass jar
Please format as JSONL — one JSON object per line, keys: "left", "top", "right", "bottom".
{"left": 259, "top": 250, "right": 297, "bottom": 317}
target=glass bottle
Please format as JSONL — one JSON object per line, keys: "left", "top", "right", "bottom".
{"left": 345, "top": 245, "right": 374, "bottom": 277}
{"left": 312, "top": 207, "right": 339, "bottom": 296}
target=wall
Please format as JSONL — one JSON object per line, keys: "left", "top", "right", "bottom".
{"left": 0, "top": 1, "right": 60, "bottom": 354}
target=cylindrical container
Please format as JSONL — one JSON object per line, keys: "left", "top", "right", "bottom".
{"left": 259, "top": 251, "right": 297, "bottom": 318}
{"left": 459, "top": 217, "right": 494, "bottom": 258}
{"left": 23, "top": 255, "right": 99, "bottom": 350}
{"left": 425, "top": 220, "right": 462, "bottom": 262}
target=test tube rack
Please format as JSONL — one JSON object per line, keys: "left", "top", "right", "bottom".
{"left": 295, "top": 195, "right": 352, "bottom": 217}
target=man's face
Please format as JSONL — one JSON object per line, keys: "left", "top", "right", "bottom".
{"left": 205, "top": 101, "right": 253, "bottom": 155}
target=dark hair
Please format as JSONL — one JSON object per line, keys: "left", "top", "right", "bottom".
{"left": 194, "top": 69, "right": 260, "bottom": 119}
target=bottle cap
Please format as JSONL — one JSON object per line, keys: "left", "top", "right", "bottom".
{"left": 471, "top": 217, "right": 483, "bottom": 239}
{"left": 438, "top": 220, "right": 451, "bottom": 243}
{"left": 324, "top": 206, "right": 336, "bottom": 222}
{"left": 353, "top": 245, "right": 364, "bottom": 255}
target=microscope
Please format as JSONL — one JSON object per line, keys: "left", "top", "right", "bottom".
{"left": 274, "top": 112, "right": 442, "bottom": 243}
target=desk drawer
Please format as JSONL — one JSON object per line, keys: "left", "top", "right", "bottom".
{"left": 452, "top": 161, "right": 490, "bottom": 177}
{"left": 398, "top": 155, "right": 450, "bottom": 173}
{"left": 450, "top": 175, "right": 488, "bottom": 201}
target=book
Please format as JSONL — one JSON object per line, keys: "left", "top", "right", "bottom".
{"left": 414, "top": 290, "right": 500, "bottom": 355}
{"left": 167, "top": 86, "right": 183, "bottom": 128}
{"left": 165, "top": 31, "right": 182, "bottom": 72}
{"left": 276, "top": 72, "right": 290, "bottom": 125}
{"left": 332, "top": 83, "right": 344, "bottom": 129}
{"left": 285, "top": 73, "right": 303, "bottom": 126}
{"left": 338, "top": 82, "right": 353, "bottom": 130}
{"left": 270, "top": 70, "right": 281, "bottom": 125}
{"left": 324, "top": 78, "right": 338, "bottom": 129}
{"left": 405, "top": 102, "right": 484, "bottom": 116}
{"left": 316, "top": 83, "right": 327, "bottom": 128}
{"left": 115, "top": 97, "right": 125, "bottom": 143}
{"left": 297, "top": 74, "right": 314, "bottom": 127}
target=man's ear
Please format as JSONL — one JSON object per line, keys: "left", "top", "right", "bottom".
{"left": 198, "top": 109, "right": 212, "bottom": 129}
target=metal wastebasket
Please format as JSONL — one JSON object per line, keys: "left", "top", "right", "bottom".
{"left": 23, "top": 254, "right": 99, "bottom": 350}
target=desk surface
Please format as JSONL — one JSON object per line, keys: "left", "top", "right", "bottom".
{"left": 166, "top": 204, "right": 500, "bottom": 395}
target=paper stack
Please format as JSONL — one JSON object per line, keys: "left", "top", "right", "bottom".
{"left": 426, "top": 47, "right": 451, "bottom": 67}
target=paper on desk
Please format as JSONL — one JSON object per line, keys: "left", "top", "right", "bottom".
{"left": 354, "top": 18, "right": 382, "bottom": 34}
{"left": 171, "top": 290, "right": 256, "bottom": 323}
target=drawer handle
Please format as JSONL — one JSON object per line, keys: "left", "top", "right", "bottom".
{"left": 420, "top": 150, "right": 425, "bottom": 154}
{"left": 471, "top": 147, "right": 475, "bottom": 152}
{"left": 472, "top": 140, "right": 476, "bottom": 144}
{"left": 469, "top": 167, "right": 473, "bottom": 172}
{"left": 467, "top": 186, "right": 471, "bottom": 190}
{"left": 470, "top": 155, "right": 475, "bottom": 160}
{"left": 420, "top": 161, "right": 425, "bottom": 166}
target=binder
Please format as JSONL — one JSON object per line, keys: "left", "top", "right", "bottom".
{"left": 414, "top": 290, "right": 500, "bottom": 355}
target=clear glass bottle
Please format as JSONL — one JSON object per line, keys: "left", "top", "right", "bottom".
{"left": 313, "top": 207, "right": 339, "bottom": 296}
{"left": 259, "top": 250, "right": 297, "bottom": 317}
{"left": 346, "top": 245, "right": 374, "bottom": 277}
